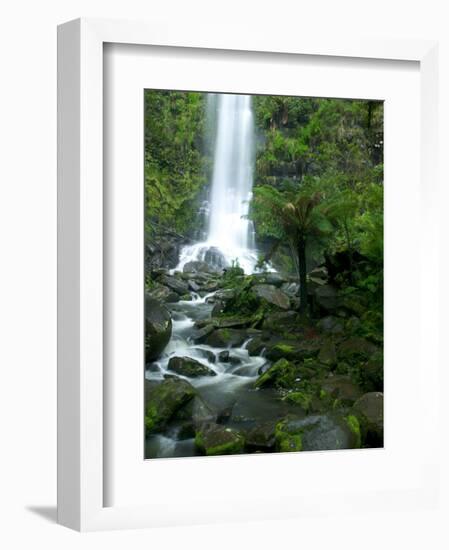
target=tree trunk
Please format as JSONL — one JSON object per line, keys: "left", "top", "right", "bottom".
{"left": 297, "top": 236, "right": 308, "bottom": 316}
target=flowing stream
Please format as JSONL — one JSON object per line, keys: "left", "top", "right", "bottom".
{"left": 146, "top": 294, "right": 273, "bottom": 458}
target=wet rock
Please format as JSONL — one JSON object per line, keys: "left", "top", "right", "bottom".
{"left": 194, "top": 348, "right": 216, "bottom": 363}
{"left": 147, "top": 284, "right": 180, "bottom": 303}
{"left": 352, "top": 392, "right": 383, "bottom": 446}
{"left": 205, "top": 328, "right": 247, "bottom": 348}
{"left": 145, "top": 378, "right": 196, "bottom": 434}
{"left": 252, "top": 273, "right": 286, "bottom": 287}
{"left": 275, "top": 413, "right": 361, "bottom": 452}
{"left": 183, "top": 260, "right": 219, "bottom": 274}
{"left": 265, "top": 340, "right": 320, "bottom": 362}
{"left": 217, "top": 350, "right": 241, "bottom": 365}
{"left": 213, "top": 288, "right": 237, "bottom": 303}
{"left": 253, "top": 284, "right": 290, "bottom": 310}
{"left": 244, "top": 422, "right": 277, "bottom": 451}
{"left": 145, "top": 296, "right": 172, "bottom": 361}
{"left": 216, "top": 317, "right": 252, "bottom": 329}
{"left": 315, "top": 284, "right": 339, "bottom": 311}
{"left": 308, "top": 266, "right": 328, "bottom": 282}
{"left": 338, "top": 337, "right": 379, "bottom": 360}
{"left": 262, "top": 310, "right": 301, "bottom": 332}
{"left": 318, "top": 339, "right": 337, "bottom": 366}
{"left": 174, "top": 395, "right": 217, "bottom": 437}
{"left": 188, "top": 280, "right": 201, "bottom": 292}
{"left": 195, "top": 424, "right": 245, "bottom": 456}
{"left": 255, "top": 358, "right": 299, "bottom": 389}
{"left": 317, "top": 315, "right": 344, "bottom": 334}
{"left": 191, "top": 323, "right": 216, "bottom": 344}
{"left": 360, "top": 353, "right": 383, "bottom": 391}
{"left": 281, "top": 282, "right": 299, "bottom": 296}
{"left": 321, "top": 375, "right": 362, "bottom": 405}
{"left": 246, "top": 337, "right": 265, "bottom": 356}
{"left": 159, "top": 274, "right": 189, "bottom": 295}
{"left": 168, "top": 356, "right": 216, "bottom": 378}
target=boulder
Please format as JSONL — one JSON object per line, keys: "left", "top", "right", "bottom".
{"left": 360, "top": 353, "right": 383, "bottom": 391}
{"left": 205, "top": 328, "right": 247, "bottom": 348}
{"left": 191, "top": 323, "right": 216, "bottom": 344}
{"left": 308, "top": 266, "right": 328, "bottom": 281}
{"left": 338, "top": 337, "right": 379, "bottom": 360}
{"left": 252, "top": 273, "right": 286, "bottom": 287}
{"left": 173, "top": 395, "right": 217, "bottom": 437}
{"left": 262, "top": 311, "right": 301, "bottom": 332}
{"left": 352, "top": 392, "right": 383, "bottom": 446}
{"left": 281, "top": 282, "right": 300, "bottom": 297}
{"left": 317, "top": 315, "right": 344, "bottom": 334}
{"left": 188, "top": 280, "right": 201, "bottom": 292}
{"left": 217, "top": 350, "right": 241, "bottom": 364}
{"left": 275, "top": 413, "right": 361, "bottom": 452}
{"left": 255, "top": 358, "right": 299, "bottom": 389}
{"left": 159, "top": 274, "right": 189, "bottom": 295}
{"left": 193, "top": 348, "right": 216, "bottom": 364}
{"left": 147, "top": 284, "right": 180, "bottom": 303}
{"left": 195, "top": 424, "right": 245, "bottom": 456}
{"left": 318, "top": 339, "right": 337, "bottom": 366}
{"left": 145, "top": 378, "right": 196, "bottom": 434}
{"left": 314, "top": 284, "right": 339, "bottom": 311}
{"left": 321, "top": 375, "right": 362, "bottom": 405}
{"left": 244, "top": 422, "right": 277, "bottom": 451}
{"left": 145, "top": 296, "right": 172, "bottom": 361}
{"left": 183, "top": 260, "right": 219, "bottom": 274}
{"left": 246, "top": 337, "right": 265, "bottom": 356}
{"left": 265, "top": 340, "right": 320, "bottom": 362}
{"left": 168, "top": 356, "right": 216, "bottom": 378}
{"left": 253, "top": 284, "right": 290, "bottom": 310}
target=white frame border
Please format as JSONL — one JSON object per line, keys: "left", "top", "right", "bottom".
{"left": 57, "top": 17, "right": 439, "bottom": 531}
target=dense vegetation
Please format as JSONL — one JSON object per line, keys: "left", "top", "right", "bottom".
{"left": 144, "top": 90, "right": 384, "bottom": 458}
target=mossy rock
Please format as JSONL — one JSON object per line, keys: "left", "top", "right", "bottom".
{"left": 252, "top": 284, "right": 290, "bottom": 310}
{"left": 318, "top": 339, "right": 337, "bottom": 366}
{"left": 321, "top": 375, "right": 362, "bottom": 405}
{"left": 276, "top": 413, "right": 361, "bottom": 452}
{"left": 283, "top": 391, "right": 313, "bottom": 412}
{"left": 145, "top": 378, "right": 196, "bottom": 434}
{"left": 338, "top": 337, "right": 379, "bottom": 361}
{"left": 205, "top": 328, "right": 247, "bottom": 348}
{"left": 254, "top": 358, "right": 299, "bottom": 389}
{"left": 275, "top": 419, "right": 303, "bottom": 452}
{"left": 352, "top": 392, "right": 383, "bottom": 447}
{"left": 168, "top": 356, "right": 216, "bottom": 378}
{"left": 145, "top": 295, "right": 173, "bottom": 361}
{"left": 265, "top": 340, "right": 320, "bottom": 362}
{"left": 195, "top": 424, "right": 245, "bottom": 456}
{"left": 244, "top": 421, "right": 277, "bottom": 451}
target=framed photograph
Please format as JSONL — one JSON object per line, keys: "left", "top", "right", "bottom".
{"left": 58, "top": 18, "right": 441, "bottom": 531}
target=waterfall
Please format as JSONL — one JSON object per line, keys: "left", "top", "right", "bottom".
{"left": 176, "top": 93, "right": 258, "bottom": 274}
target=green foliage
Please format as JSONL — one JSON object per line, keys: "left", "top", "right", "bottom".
{"left": 144, "top": 90, "right": 208, "bottom": 236}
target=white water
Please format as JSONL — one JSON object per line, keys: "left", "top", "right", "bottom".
{"left": 176, "top": 94, "right": 258, "bottom": 274}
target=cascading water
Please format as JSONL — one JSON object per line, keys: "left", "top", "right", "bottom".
{"left": 176, "top": 93, "right": 258, "bottom": 274}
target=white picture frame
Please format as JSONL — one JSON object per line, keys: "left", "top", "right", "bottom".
{"left": 57, "top": 17, "right": 440, "bottom": 531}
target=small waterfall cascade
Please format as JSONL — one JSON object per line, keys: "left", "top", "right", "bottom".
{"left": 176, "top": 93, "right": 258, "bottom": 274}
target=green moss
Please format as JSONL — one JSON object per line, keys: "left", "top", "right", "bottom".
{"left": 275, "top": 420, "right": 303, "bottom": 453}
{"left": 346, "top": 414, "right": 362, "bottom": 448}
{"left": 144, "top": 404, "right": 158, "bottom": 432}
{"left": 284, "top": 391, "right": 312, "bottom": 412}
{"left": 273, "top": 343, "right": 295, "bottom": 354}
{"left": 195, "top": 427, "right": 245, "bottom": 456}
{"left": 319, "top": 389, "right": 329, "bottom": 400}
{"left": 254, "top": 358, "right": 297, "bottom": 389}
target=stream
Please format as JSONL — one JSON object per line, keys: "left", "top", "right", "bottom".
{"left": 145, "top": 292, "right": 298, "bottom": 458}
